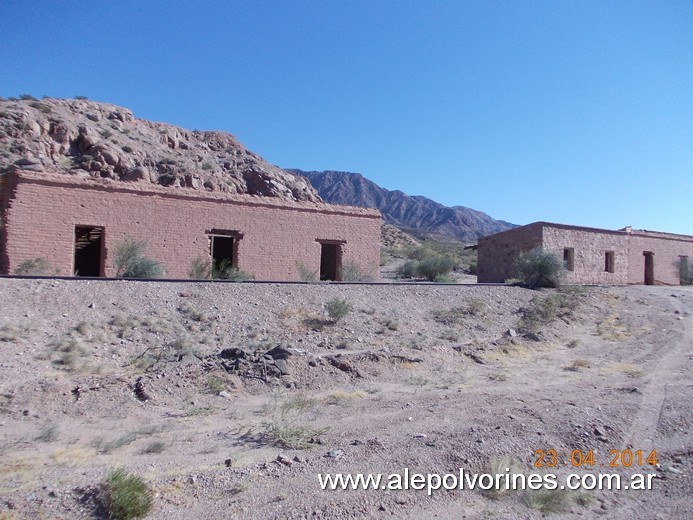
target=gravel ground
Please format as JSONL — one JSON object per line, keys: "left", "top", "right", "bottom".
{"left": 0, "top": 278, "right": 690, "bottom": 519}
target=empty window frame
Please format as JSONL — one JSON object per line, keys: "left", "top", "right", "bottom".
{"left": 605, "top": 251, "right": 615, "bottom": 273}
{"left": 206, "top": 229, "right": 242, "bottom": 276}
{"left": 563, "top": 248, "right": 575, "bottom": 271}
{"left": 74, "top": 225, "right": 104, "bottom": 277}
{"left": 317, "top": 240, "right": 344, "bottom": 281}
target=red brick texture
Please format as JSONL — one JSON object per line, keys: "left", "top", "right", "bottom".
{"left": 477, "top": 222, "right": 693, "bottom": 285}
{"left": 0, "top": 173, "right": 382, "bottom": 280}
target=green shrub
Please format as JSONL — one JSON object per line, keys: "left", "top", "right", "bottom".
{"left": 102, "top": 468, "right": 153, "bottom": 519}
{"left": 339, "top": 260, "right": 374, "bottom": 282}
{"left": 325, "top": 297, "right": 351, "bottom": 323}
{"left": 678, "top": 257, "right": 692, "bottom": 285}
{"left": 416, "top": 253, "right": 457, "bottom": 281}
{"left": 213, "top": 259, "right": 252, "bottom": 281}
{"left": 113, "top": 238, "right": 164, "bottom": 279}
{"left": 189, "top": 256, "right": 211, "bottom": 279}
{"left": 296, "top": 261, "right": 318, "bottom": 282}
{"left": 14, "top": 257, "right": 49, "bottom": 276}
{"left": 20, "top": 94, "right": 37, "bottom": 100}
{"left": 397, "top": 260, "right": 418, "bottom": 279}
{"left": 513, "top": 247, "right": 565, "bottom": 288}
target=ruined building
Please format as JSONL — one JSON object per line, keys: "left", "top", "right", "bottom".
{"left": 477, "top": 221, "right": 693, "bottom": 285}
{"left": 0, "top": 172, "right": 381, "bottom": 280}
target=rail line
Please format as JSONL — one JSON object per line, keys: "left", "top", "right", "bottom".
{"left": 0, "top": 274, "right": 508, "bottom": 287}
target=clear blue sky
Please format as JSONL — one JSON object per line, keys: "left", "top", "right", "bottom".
{"left": 2, "top": 1, "right": 691, "bottom": 234}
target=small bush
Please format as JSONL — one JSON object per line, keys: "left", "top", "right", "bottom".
{"left": 416, "top": 253, "right": 457, "bottom": 281}
{"left": 514, "top": 247, "right": 566, "bottom": 288}
{"left": 121, "top": 145, "right": 134, "bottom": 153}
{"left": 75, "top": 95, "right": 89, "bottom": 100}
{"left": 189, "top": 256, "right": 211, "bottom": 279}
{"left": 14, "top": 257, "right": 49, "bottom": 276}
{"left": 296, "top": 261, "right": 318, "bottom": 282}
{"left": 677, "top": 257, "right": 692, "bottom": 285}
{"left": 524, "top": 488, "right": 571, "bottom": 513}
{"left": 201, "top": 161, "right": 213, "bottom": 170}
{"left": 102, "top": 468, "right": 153, "bottom": 520}
{"left": 396, "top": 260, "right": 418, "bottom": 279}
{"left": 213, "top": 259, "right": 252, "bottom": 281}
{"left": 20, "top": 94, "right": 37, "bottom": 100}
{"left": 325, "top": 297, "right": 351, "bottom": 323}
{"left": 113, "top": 239, "right": 164, "bottom": 279}
{"left": 100, "top": 129, "right": 113, "bottom": 139}
{"left": 339, "top": 260, "right": 374, "bottom": 282}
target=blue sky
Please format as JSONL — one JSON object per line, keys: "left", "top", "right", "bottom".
{"left": 2, "top": 1, "right": 692, "bottom": 234}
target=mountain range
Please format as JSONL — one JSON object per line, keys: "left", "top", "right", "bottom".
{"left": 291, "top": 170, "right": 515, "bottom": 242}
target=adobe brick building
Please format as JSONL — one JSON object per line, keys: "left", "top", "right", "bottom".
{"left": 477, "top": 221, "right": 693, "bottom": 285}
{"left": 0, "top": 172, "right": 381, "bottom": 281}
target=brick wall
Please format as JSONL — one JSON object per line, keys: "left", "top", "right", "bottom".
{"left": 1, "top": 173, "right": 382, "bottom": 280}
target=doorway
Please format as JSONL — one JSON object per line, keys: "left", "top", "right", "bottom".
{"left": 74, "top": 226, "right": 103, "bottom": 276}
{"left": 643, "top": 251, "right": 654, "bottom": 285}
{"left": 210, "top": 235, "right": 236, "bottom": 273}
{"left": 319, "top": 242, "right": 341, "bottom": 281}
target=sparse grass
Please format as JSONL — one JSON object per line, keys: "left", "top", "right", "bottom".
{"left": 483, "top": 455, "right": 523, "bottom": 499}
{"left": 263, "top": 390, "right": 327, "bottom": 449}
{"left": 564, "top": 359, "right": 592, "bottom": 372}
{"left": 171, "top": 334, "right": 195, "bottom": 357}
{"left": 567, "top": 339, "right": 580, "bottom": 348}
{"left": 14, "top": 257, "right": 49, "bottom": 276}
{"left": 189, "top": 255, "right": 211, "bottom": 279}
{"left": 524, "top": 488, "right": 572, "bottom": 513}
{"left": 339, "top": 260, "right": 374, "bottom": 282}
{"left": 35, "top": 423, "right": 60, "bottom": 443}
{"left": 207, "top": 375, "right": 225, "bottom": 394}
{"left": 102, "top": 468, "right": 153, "bottom": 520}
{"left": 325, "top": 297, "right": 351, "bottom": 323}
{"left": 95, "top": 432, "right": 138, "bottom": 453}
{"left": 324, "top": 390, "right": 367, "bottom": 405}
{"left": 622, "top": 365, "right": 645, "bottom": 378}
{"left": 518, "top": 290, "right": 582, "bottom": 333}
{"left": 51, "top": 337, "right": 89, "bottom": 372}
{"left": 296, "top": 261, "right": 318, "bottom": 282}
{"left": 140, "top": 441, "right": 166, "bottom": 454}
{"left": 441, "top": 329, "right": 460, "bottom": 342}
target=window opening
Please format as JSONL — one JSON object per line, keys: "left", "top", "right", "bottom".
{"left": 563, "top": 248, "right": 575, "bottom": 271}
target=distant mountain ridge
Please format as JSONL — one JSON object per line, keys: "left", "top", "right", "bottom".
{"left": 290, "top": 170, "right": 515, "bottom": 242}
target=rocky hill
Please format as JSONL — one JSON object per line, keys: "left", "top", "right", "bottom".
{"left": 0, "top": 96, "right": 319, "bottom": 202}
{"left": 292, "top": 170, "right": 515, "bottom": 242}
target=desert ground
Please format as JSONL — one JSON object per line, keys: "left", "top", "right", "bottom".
{"left": 0, "top": 277, "right": 690, "bottom": 519}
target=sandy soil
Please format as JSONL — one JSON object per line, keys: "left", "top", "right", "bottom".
{"left": 0, "top": 278, "right": 690, "bottom": 519}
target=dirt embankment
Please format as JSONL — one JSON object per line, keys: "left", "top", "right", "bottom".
{"left": 0, "top": 279, "right": 690, "bottom": 519}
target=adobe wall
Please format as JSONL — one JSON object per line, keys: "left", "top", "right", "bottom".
{"left": 541, "top": 226, "right": 629, "bottom": 284}
{"left": 476, "top": 223, "right": 542, "bottom": 282}
{"left": 1, "top": 173, "right": 382, "bottom": 280}
{"left": 626, "top": 232, "right": 693, "bottom": 285}
{"left": 477, "top": 221, "right": 693, "bottom": 285}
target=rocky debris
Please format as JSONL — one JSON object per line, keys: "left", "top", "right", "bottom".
{"left": 133, "top": 377, "right": 150, "bottom": 402}
{"left": 218, "top": 345, "right": 293, "bottom": 380}
{"left": 0, "top": 97, "right": 320, "bottom": 202}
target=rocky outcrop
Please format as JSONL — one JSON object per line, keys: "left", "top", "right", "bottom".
{"left": 0, "top": 97, "right": 320, "bottom": 202}
{"left": 292, "top": 170, "right": 515, "bottom": 242}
